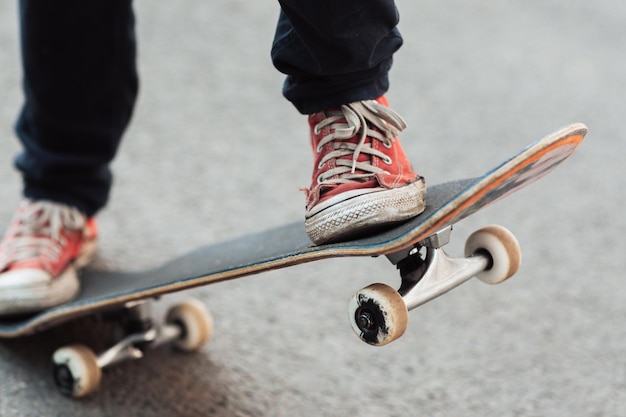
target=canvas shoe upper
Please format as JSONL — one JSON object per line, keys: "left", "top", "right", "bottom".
{"left": 304, "top": 96, "right": 426, "bottom": 244}
{"left": 0, "top": 200, "right": 98, "bottom": 315}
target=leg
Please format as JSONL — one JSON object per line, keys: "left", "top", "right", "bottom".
{"left": 15, "top": 0, "right": 138, "bottom": 217}
{"left": 0, "top": 0, "right": 138, "bottom": 315}
{"left": 272, "top": 1, "right": 426, "bottom": 244}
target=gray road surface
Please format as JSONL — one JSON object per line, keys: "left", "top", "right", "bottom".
{"left": 0, "top": 1, "right": 624, "bottom": 416}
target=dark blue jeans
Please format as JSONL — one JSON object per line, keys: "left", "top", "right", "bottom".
{"left": 15, "top": 0, "right": 403, "bottom": 216}
{"left": 272, "top": 0, "right": 403, "bottom": 113}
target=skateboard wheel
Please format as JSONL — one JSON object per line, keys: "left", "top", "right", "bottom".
{"left": 52, "top": 344, "right": 102, "bottom": 398}
{"left": 348, "top": 283, "right": 408, "bottom": 346}
{"left": 166, "top": 299, "right": 214, "bottom": 352}
{"left": 464, "top": 225, "right": 522, "bottom": 284}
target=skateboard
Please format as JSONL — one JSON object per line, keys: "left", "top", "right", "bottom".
{"left": 0, "top": 123, "right": 586, "bottom": 397}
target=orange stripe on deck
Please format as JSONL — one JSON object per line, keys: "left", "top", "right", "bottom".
{"left": 427, "top": 133, "right": 584, "bottom": 233}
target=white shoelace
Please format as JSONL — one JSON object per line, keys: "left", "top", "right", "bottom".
{"left": 0, "top": 201, "right": 86, "bottom": 270}
{"left": 313, "top": 100, "right": 407, "bottom": 185}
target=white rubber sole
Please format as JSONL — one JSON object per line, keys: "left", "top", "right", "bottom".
{"left": 305, "top": 180, "right": 427, "bottom": 245}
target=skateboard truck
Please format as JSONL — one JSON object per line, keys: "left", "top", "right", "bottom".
{"left": 92, "top": 301, "right": 183, "bottom": 369}
{"left": 396, "top": 226, "right": 490, "bottom": 310}
{"left": 348, "top": 224, "right": 521, "bottom": 347}
{"left": 52, "top": 299, "right": 214, "bottom": 398}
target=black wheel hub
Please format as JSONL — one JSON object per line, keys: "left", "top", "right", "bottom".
{"left": 354, "top": 297, "right": 388, "bottom": 345}
{"left": 52, "top": 364, "right": 75, "bottom": 396}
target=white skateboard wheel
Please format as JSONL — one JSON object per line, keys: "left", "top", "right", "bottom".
{"left": 52, "top": 344, "right": 102, "bottom": 398}
{"left": 464, "top": 225, "right": 522, "bottom": 284}
{"left": 166, "top": 299, "right": 214, "bottom": 352}
{"left": 349, "top": 283, "right": 408, "bottom": 346}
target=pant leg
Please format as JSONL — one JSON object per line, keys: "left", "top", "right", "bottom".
{"left": 271, "top": 0, "right": 403, "bottom": 114}
{"left": 15, "top": 0, "right": 138, "bottom": 217}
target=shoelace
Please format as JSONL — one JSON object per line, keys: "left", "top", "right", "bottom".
{"left": 313, "top": 100, "right": 407, "bottom": 185}
{"left": 0, "top": 201, "right": 86, "bottom": 270}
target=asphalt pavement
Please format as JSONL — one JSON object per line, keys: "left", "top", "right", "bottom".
{"left": 0, "top": 1, "right": 624, "bottom": 416}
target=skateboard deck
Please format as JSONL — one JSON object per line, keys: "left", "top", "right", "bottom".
{"left": 0, "top": 123, "right": 586, "bottom": 339}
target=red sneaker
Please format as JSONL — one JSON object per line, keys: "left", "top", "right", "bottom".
{"left": 0, "top": 200, "right": 98, "bottom": 315}
{"left": 304, "top": 96, "right": 426, "bottom": 244}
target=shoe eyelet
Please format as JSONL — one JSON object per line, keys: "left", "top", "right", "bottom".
{"left": 383, "top": 156, "right": 393, "bottom": 165}
{"left": 318, "top": 161, "right": 325, "bottom": 169}
{"left": 317, "top": 175, "right": 325, "bottom": 184}
{"left": 383, "top": 140, "right": 393, "bottom": 149}
{"left": 314, "top": 125, "right": 322, "bottom": 135}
